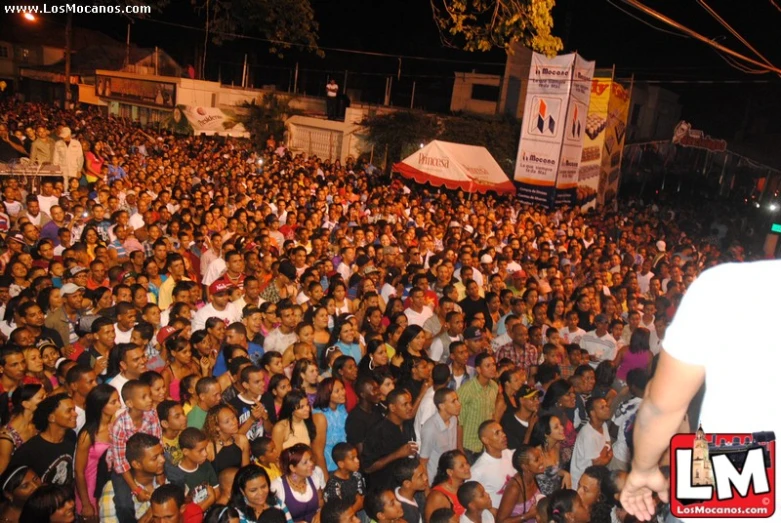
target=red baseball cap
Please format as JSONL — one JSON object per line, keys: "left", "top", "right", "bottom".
{"left": 209, "top": 280, "right": 236, "bottom": 295}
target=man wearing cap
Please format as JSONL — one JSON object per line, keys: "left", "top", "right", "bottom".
{"left": 192, "top": 280, "right": 241, "bottom": 332}
{"left": 52, "top": 127, "right": 84, "bottom": 185}
{"left": 501, "top": 384, "right": 540, "bottom": 450}
{"left": 0, "top": 233, "right": 25, "bottom": 273}
{"left": 45, "top": 283, "right": 86, "bottom": 356}
{"left": 579, "top": 313, "right": 617, "bottom": 369}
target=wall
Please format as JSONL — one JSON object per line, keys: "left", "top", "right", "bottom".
{"left": 41, "top": 46, "right": 64, "bottom": 66}
{"left": 286, "top": 115, "right": 365, "bottom": 163}
{"left": 498, "top": 42, "right": 533, "bottom": 120}
{"left": 627, "top": 84, "right": 682, "bottom": 143}
{"left": 450, "top": 73, "right": 501, "bottom": 115}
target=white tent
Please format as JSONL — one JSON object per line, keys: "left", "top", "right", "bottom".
{"left": 180, "top": 106, "right": 249, "bottom": 138}
{"left": 393, "top": 140, "right": 515, "bottom": 195}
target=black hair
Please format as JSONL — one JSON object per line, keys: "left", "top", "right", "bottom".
{"left": 18, "top": 484, "right": 74, "bottom": 523}
{"left": 392, "top": 457, "right": 420, "bottom": 485}
{"left": 331, "top": 442, "right": 355, "bottom": 466}
{"left": 204, "top": 505, "right": 240, "bottom": 523}
{"left": 278, "top": 389, "right": 316, "bottom": 441}
{"left": 364, "top": 488, "right": 394, "bottom": 520}
{"left": 126, "top": 432, "right": 161, "bottom": 465}
{"left": 140, "top": 370, "right": 164, "bottom": 388}
{"left": 151, "top": 483, "right": 185, "bottom": 508}
{"left": 179, "top": 427, "right": 208, "bottom": 450}
{"left": 429, "top": 508, "right": 456, "bottom": 523}
{"left": 230, "top": 465, "right": 278, "bottom": 522}
{"left": 541, "top": 379, "right": 572, "bottom": 410}
{"left": 79, "top": 383, "right": 117, "bottom": 445}
{"left": 431, "top": 449, "right": 467, "bottom": 487}
{"left": 582, "top": 465, "right": 617, "bottom": 523}
{"left": 122, "top": 379, "right": 148, "bottom": 404}
{"left": 529, "top": 414, "right": 561, "bottom": 447}
{"left": 9, "top": 383, "right": 43, "bottom": 415}
{"left": 433, "top": 387, "right": 455, "bottom": 409}
{"left": 195, "top": 376, "right": 219, "bottom": 396}
{"left": 250, "top": 436, "right": 274, "bottom": 460}
{"left": 32, "top": 393, "right": 70, "bottom": 432}
{"left": 548, "top": 488, "right": 580, "bottom": 523}
{"left": 157, "top": 399, "right": 181, "bottom": 422}
{"left": 320, "top": 499, "right": 355, "bottom": 523}
{"left": 456, "top": 481, "right": 483, "bottom": 510}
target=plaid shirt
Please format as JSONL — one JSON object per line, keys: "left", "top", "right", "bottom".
{"left": 99, "top": 477, "right": 162, "bottom": 522}
{"left": 108, "top": 409, "right": 163, "bottom": 474}
{"left": 495, "top": 342, "right": 539, "bottom": 376}
{"left": 457, "top": 378, "right": 499, "bottom": 453}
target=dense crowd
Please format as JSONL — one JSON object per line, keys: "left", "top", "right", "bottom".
{"left": 0, "top": 99, "right": 753, "bottom": 523}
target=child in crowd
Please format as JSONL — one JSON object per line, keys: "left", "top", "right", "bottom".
{"left": 324, "top": 443, "right": 365, "bottom": 512}
{"left": 457, "top": 481, "right": 495, "bottom": 523}
{"left": 180, "top": 374, "right": 199, "bottom": 416}
{"left": 165, "top": 427, "right": 218, "bottom": 513}
{"left": 365, "top": 489, "right": 406, "bottom": 523}
{"left": 109, "top": 380, "right": 163, "bottom": 499}
{"left": 140, "top": 370, "right": 167, "bottom": 409}
{"left": 393, "top": 457, "right": 429, "bottom": 523}
{"left": 158, "top": 399, "right": 187, "bottom": 466}
{"left": 215, "top": 467, "right": 238, "bottom": 505}
{"left": 250, "top": 436, "right": 282, "bottom": 481}
{"left": 230, "top": 364, "right": 268, "bottom": 441}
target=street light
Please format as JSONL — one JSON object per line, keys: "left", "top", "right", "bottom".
{"left": 23, "top": 12, "right": 36, "bottom": 21}
{"left": 769, "top": 203, "right": 779, "bottom": 212}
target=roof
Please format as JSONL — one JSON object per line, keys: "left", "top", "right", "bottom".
{"left": 38, "top": 45, "right": 183, "bottom": 77}
{"left": 0, "top": 21, "right": 118, "bottom": 51}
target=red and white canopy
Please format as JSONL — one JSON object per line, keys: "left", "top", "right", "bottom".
{"left": 393, "top": 140, "right": 516, "bottom": 195}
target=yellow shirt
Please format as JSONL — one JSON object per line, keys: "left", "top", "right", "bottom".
{"left": 257, "top": 461, "right": 282, "bottom": 482}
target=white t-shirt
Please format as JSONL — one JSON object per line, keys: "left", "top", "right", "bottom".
{"left": 570, "top": 422, "right": 610, "bottom": 488}
{"left": 404, "top": 306, "right": 434, "bottom": 327}
{"left": 460, "top": 513, "right": 495, "bottom": 523}
{"left": 413, "top": 387, "right": 436, "bottom": 442}
{"left": 37, "top": 194, "right": 59, "bottom": 216}
{"left": 110, "top": 374, "right": 131, "bottom": 408}
{"left": 470, "top": 449, "right": 515, "bottom": 508}
{"left": 664, "top": 261, "right": 779, "bottom": 435}
{"left": 191, "top": 302, "right": 241, "bottom": 331}
{"left": 611, "top": 396, "right": 641, "bottom": 462}
{"left": 579, "top": 331, "right": 618, "bottom": 368}
{"left": 114, "top": 324, "right": 133, "bottom": 344}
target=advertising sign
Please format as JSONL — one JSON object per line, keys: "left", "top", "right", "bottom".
{"left": 96, "top": 75, "right": 176, "bottom": 108}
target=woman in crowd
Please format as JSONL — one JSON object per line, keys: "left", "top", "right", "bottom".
{"left": 271, "top": 389, "right": 315, "bottom": 452}
{"left": 497, "top": 445, "right": 546, "bottom": 523}
{"left": 74, "top": 384, "right": 120, "bottom": 518}
{"left": 270, "top": 444, "right": 323, "bottom": 523}
{"left": 495, "top": 367, "right": 526, "bottom": 422}
{"left": 86, "top": 287, "right": 112, "bottom": 316}
{"left": 540, "top": 379, "right": 578, "bottom": 467}
{"left": 290, "top": 359, "right": 319, "bottom": 406}
{"left": 330, "top": 356, "right": 358, "bottom": 412}
{"left": 0, "top": 466, "right": 41, "bottom": 523}
{"left": 547, "top": 489, "right": 590, "bottom": 523}
{"left": 161, "top": 335, "right": 200, "bottom": 401}
{"left": 260, "top": 374, "right": 291, "bottom": 429}
{"left": 358, "top": 339, "right": 390, "bottom": 377}
{"left": 329, "top": 316, "right": 362, "bottom": 363}
{"left": 230, "top": 464, "right": 292, "bottom": 523}
{"left": 22, "top": 347, "right": 54, "bottom": 394}
{"left": 529, "top": 414, "right": 571, "bottom": 496}
{"left": 0, "top": 385, "right": 46, "bottom": 477}
{"left": 35, "top": 287, "right": 61, "bottom": 316}
{"left": 614, "top": 327, "right": 653, "bottom": 384}
{"left": 19, "top": 484, "right": 76, "bottom": 523}
{"left": 204, "top": 404, "right": 251, "bottom": 474}
{"left": 311, "top": 378, "right": 347, "bottom": 477}
{"left": 424, "top": 450, "right": 471, "bottom": 521}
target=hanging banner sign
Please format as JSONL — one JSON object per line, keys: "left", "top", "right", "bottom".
{"left": 514, "top": 52, "right": 593, "bottom": 207}
{"left": 672, "top": 121, "right": 727, "bottom": 152}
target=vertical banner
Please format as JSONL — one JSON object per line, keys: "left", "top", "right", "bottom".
{"left": 514, "top": 53, "right": 577, "bottom": 207}
{"left": 577, "top": 78, "right": 631, "bottom": 209}
{"left": 555, "top": 54, "right": 595, "bottom": 207}
{"left": 577, "top": 77, "right": 611, "bottom": 208}
{"left": 601, "top": 81, "right": 630, "bottom": 205}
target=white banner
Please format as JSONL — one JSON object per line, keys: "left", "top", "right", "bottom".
{"left": 514, "top": 52, "right": 593, "bottom": 207}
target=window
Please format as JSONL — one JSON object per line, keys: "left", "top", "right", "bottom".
{"left": 471, "top": 84, "right": 500, "bottom": 102}
{"left": 0, "top": 46, "right": 8, "bottom": 58}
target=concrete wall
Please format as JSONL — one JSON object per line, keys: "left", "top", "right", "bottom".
{"left": 42, "top": 46, "right": 64, "bottom": 66}
{"left": 627, "top": 84, "right": 682, "bottom": 143}
{"left": 450, "top": 73, "right": 501, "bottom": 115}
{"left": 498, "top": 42, "right": 533, "bottom": 120}
{"left": 286, "top": 115, "right": 366, "bottom": 163}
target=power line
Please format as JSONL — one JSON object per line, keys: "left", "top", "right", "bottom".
{"left": 135, "top": 17, "right": 507, "bottom": 67}
{"left": 604, "top": 0, "right": 689, "bottom": 38}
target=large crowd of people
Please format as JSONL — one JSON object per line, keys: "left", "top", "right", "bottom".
{"left": 0, "top": 99, "right": 755, "bottom": 523}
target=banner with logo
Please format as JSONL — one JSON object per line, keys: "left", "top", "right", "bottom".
{"left": 555, "top": 54, "right": 595, "bottom": 207}
{"left": 601, "top": 81, "right": 631, "bottom": 205}
{"left": 514, "top": 52, "right": 593, "bottom": 207}
{"left": 577, "top": 79, "right": 631, "bottom": 209}
{"left": 577, "top": 77, "right": 611, "bottom": 208}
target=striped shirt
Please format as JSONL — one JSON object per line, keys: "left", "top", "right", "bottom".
{"left": 457, "top": 378, "right": 498, "bottom": 453}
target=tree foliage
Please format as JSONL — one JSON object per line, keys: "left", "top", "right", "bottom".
{"left": 439, "top": 114, "right": 521, "bottom": 176}
{"left": 361, "top": 111, "right": 441, "bottom": 169}
{"left": 430, "top": 0, "right": 563, "bottom": 56}
{"left": 192, "top": 0, "right": 320, "bottom": 57}
{"left": 240, "top": 93, "right": 300, "bottom": 150}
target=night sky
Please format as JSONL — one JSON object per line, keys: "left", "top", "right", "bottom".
{"left": 3, "top": 0, "right": 781, "bottom": 141}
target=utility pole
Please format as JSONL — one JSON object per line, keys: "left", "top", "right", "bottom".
{"left": 64, "top": 12, "right": 72, "bottom": 108}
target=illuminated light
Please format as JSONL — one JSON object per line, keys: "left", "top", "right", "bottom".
{"left": 769, "top": 203, "right": 779, "bottom": 212}
{"left": 754, "top": 202, "right": 761, "bottom": 208}
{"left": 23, "top": 12, "right": 36, "bottom": 21}
{"left": 419, "top": 143, "right": 425, "bottom": 149}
